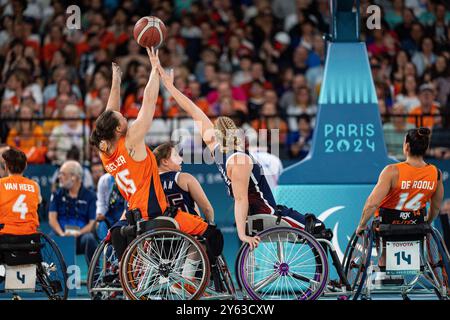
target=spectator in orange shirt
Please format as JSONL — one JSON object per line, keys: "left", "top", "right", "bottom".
{"left": 6, "top": 104, "right": 47, "bottom": 164}
{"left": 408, "top": 83, "right": 441, "bottom": 128}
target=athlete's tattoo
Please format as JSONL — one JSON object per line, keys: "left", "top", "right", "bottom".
{"left": 128, "top": 147, "right": 136, "bottom": 158}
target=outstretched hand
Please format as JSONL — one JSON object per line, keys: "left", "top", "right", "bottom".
{"left": 111, "top": 62, "right": 122, "bottom": 81}
{"left": 156, "top": 64, "right": 175, "bottom": 89}
{"left": 147, "top": 47, "right": 160, "bottom": 69}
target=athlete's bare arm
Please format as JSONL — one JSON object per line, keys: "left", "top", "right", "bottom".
{"left": 357, "top": 165, "right": 396, "bottom": 234}
{"left": 178, "top": 172, "right": 214, "bottom": 222}
{"left": 157, "top": 65, "right": 216, "bottom": 152}
{"left": 37, "top": 183, "right": 42, "bottom": 204}
{"left": 126, "top": 47, "right": 160, "bottom": 161}
{"left": 105, "top": 62, "right": 122, "bottom": 112}
{"left": 428, "top": 170, "right": 444, "bottom": 223}
{"left": 228, "top": 154, "right": 261, "bottom": 250}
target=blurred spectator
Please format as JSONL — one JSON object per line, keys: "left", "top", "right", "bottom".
{"left": 251, "top": 101, "right": 288, "bottom": 143}
{"left": 211, "top": 82, "right": 247, "bottom": 118}
{"left": 247, "top": 80, "right": 266, "bottom": 121}
{"left": 286, "top": 86, "right": 317, "bottom": 131}
{"left": 90, "top": 161, "right": 105, "bottom": 190}
{"left": 48, "top": 160, "right": 97, "bottom": 264}
{"left": 408, "top": 83, "right": 441, "bottom": 128}
{"left": 47, "top": 104, "right": 90, "bottom": 165}
{"left": 412, "top": 37, "right": 436, "bottom": 77}
{"left": 396, "top": 75, "right": 420, "bottom": 112}
{"left": 6, "top": 104, "right": 47, "bottom": 163}
{"left": 286, "top": 114, "right": 314, "bottom": 160}
{"left": 429, "top": 55, "right": 450, "bottom": 109}
{"left": 50, "top": 146, "right": 94, "bottom": 193}
{"left": 383, "top": 103, "right": 415, "bottom": 160}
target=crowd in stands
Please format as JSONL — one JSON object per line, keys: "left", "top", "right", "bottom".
{"left": 0, "top": 0, "right": 449, "bottom": 165}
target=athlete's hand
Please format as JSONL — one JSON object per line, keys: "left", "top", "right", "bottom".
{"left": 147, "top": 47, "right": 160, "bottom": 69}
{"left": 240, "top": 235, "right": 261, "bottom": 250}
{"left": 112, "top": 62, "right": 122, "bottom": 81}
{"left": 356, "top": 225, "right": 366, "bottom": 236}
{"left": 157, "top": 64, "right": 174, "bottom": 89}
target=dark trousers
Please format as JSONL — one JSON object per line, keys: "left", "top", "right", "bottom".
{"left": 76, "top": 233, "right": 97, "bottom": 264}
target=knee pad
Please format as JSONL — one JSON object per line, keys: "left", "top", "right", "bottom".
{"left": 202, "top": 225, "right": 224, "bottom": 260}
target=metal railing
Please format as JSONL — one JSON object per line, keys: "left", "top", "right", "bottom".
{"left": 1, "top": 113, "right": 449, "bottom": 163}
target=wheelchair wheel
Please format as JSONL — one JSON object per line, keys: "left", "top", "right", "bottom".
{"left": 425, "top": 228, "right": 450, "bottom": 299}
{"left": 342, "top": 229, "right": 373, "bottom": 300}
{"left": 36, "top": 233, "right": 68, "bottom": 300}
{"left": 238, "top": 227, "right": 329, "bottom": 300}
{"left": 87, "top": 239, "right": 122, "bottom": 300}
{"left": 120, "top": 228, "right": 210, "bottom": 300}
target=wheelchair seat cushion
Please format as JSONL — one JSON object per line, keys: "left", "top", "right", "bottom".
{"left": 0, "top": 233, "right": 43, "bottom": 266}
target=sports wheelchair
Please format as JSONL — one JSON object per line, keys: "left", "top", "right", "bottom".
{"left": 342, "top": 209, "right": 450, "bottom": 300}
{"left": 87, "top": 213, "right": 236, "bottom": 300}
{"left": 235, "top": 213, "right": 353, "bottom": 300}
{"left": 0, "top": 232, "right": 68, "bottom": 300}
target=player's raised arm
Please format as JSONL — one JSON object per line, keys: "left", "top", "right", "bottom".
{"left": 157, "top": 65, "right": 216, "bottom": 152}
{"left": 126, "top": 47, "right": 160, "bottom": 158}
{"left": 105, "top": 62, "right": 122, "bottom": 112}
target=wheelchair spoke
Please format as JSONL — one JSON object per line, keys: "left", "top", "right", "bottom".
{"left": 253, "top": 271, "right": 279, "bottom": 292}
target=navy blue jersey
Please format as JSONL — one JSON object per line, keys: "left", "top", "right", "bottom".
{"left": 213, "top": 145, "right": 276, "bottom": 214}
{"left": 160, "top": 171, "right": 197, "bottom": 215}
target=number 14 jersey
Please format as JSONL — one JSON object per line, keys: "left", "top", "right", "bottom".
{"left": 379, "top": 162, "right": 439, "bottom": 212}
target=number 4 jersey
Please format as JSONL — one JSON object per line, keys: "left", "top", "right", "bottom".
{"left": 379, "top": 162, "right": 439, "bottom": 213}
{"left": 0, "top": 175, "right": 40, "bottom": 235}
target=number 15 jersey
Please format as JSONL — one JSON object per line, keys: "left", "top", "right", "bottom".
{"left": 379, "top": 162, "right": 439, "bottom": 212}
{"left": 0, "top": 175, "right": 40, "bottom": 235}
{"left": 100, "top": 137, "right": 168, "bottom": 219}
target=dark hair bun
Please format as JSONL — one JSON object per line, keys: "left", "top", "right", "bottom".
{"left": 417, "top": 127, "right": 431, "bottom": 136}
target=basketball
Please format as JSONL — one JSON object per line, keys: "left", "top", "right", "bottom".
{"left": 133, "top": 16, "right": 167, "bottom": 49}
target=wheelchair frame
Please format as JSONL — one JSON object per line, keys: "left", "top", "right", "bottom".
{"left": 0, "top": 232, "right": 68, "bottom": 300}
{"left": 343, "top": 221, "right": 450, "bottom": 300}
{"left": 235, "top": 214, "right": 353, "bottom": 300}
{"left": 87, "top": 216, "right": 236, "bottom": 300}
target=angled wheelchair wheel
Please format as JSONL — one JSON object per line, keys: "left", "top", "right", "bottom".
{"left": 36, "top": 233, "right": 68, "bottom": 300}
{"left": 120, "top": 228, "right": 210, "bottom": 300}
{"left": 424, "top": 227, "right": 450, "bottom": 299}
{"left": 342, "top": 230, "right": 373, "bottom": 300}
{"left": 238, "top": 227, "right": 329, "bottom": 300}
{"left": 87, "top": 239, "right": 122, "bottom": 300}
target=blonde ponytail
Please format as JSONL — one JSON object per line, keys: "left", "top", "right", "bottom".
{"left": 214, "top": 116, "right": 243, "bottom": 152}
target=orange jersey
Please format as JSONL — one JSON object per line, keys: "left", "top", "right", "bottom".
{"left": 379, "top": 162, "right": 438, "bottom": 213}
{"left": 0, "top": 175, "right": 40, "bottom": 235}
{"left": 100, "top": 137, "right": 167, "bottom": 219}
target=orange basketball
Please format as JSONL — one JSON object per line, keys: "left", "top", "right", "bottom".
{"left": 133, "top": 16, "right": 167, "bottom": 48}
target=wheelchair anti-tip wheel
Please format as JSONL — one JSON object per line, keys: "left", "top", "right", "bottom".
{"left": 87, "top": 238, "right": 122, "bottom": 300}
{"left": 342, "top": 230, "right": 373, "bottom": 300}
{"left": 237, "top": 227, "right": 329, "bottom": 300}
{"left": 120, "top": 228, "right": 210, "bottom": 300}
